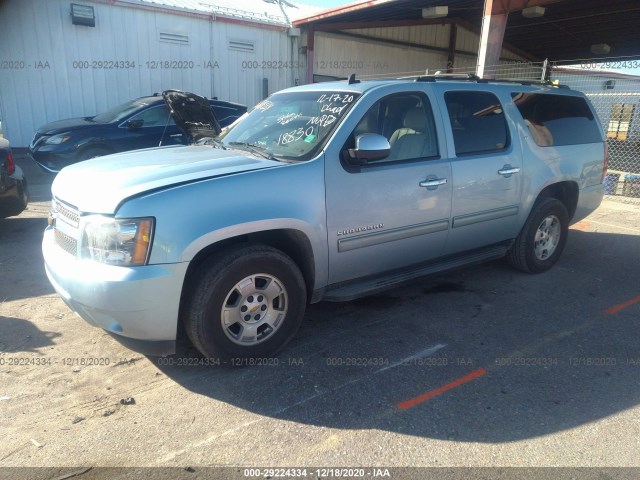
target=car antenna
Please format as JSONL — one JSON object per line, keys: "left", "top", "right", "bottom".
{"left": 348, "top": 73, "right": 360, "bottom": 85}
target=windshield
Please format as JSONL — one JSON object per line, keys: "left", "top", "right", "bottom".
{"left": 219, "top": 91, "right": 360, "bottom": 161}
{"left": 92, "top": 100, "right": 150, "bottom": 123}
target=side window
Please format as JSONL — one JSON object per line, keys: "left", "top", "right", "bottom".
{"left": 128, "top": 106, "right": 174, "bottom": 127}
{"left": 511, "top": 93, "right": 602, "bottom": 147}
{"left": 345, "top": 93, "right": 438, "bottom": 164}
{"left": 444, "top": 91, "right": 508, "bottom": 155}
{"left": 212, "top": 105, "right": 238, "bottom": 126}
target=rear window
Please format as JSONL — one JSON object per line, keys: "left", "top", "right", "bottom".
{"left": 511, "top": 93, "right": 602, "bottom": 147}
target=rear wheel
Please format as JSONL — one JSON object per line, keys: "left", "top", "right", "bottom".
{"left": 184, "top": 244, "right": 307, "bottom": 360}
{"left": 506, "top": 197, "right": 569, "bottom": 273}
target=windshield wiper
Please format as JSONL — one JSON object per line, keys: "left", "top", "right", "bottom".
{"left": 228, "top": 142, "right": 277, "bottom": 161}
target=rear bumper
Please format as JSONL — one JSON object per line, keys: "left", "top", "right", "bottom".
{"left": 43, "top": 227, "right": 189, "bottom": 356}
{"left": 572, "top": 183, "right": 604, "bottom": 224}
{"left": 0, "top": 166, "right": 28, "bottom": 218}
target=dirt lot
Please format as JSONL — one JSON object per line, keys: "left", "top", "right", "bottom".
{"left": 1, "top": 156, "right": 640, "bottom": 479}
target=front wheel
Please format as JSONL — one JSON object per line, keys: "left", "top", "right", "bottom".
{"left": 184, "top": 244, "right": 307, "bottom": 360}
{"left": 506, "top": 197, "right": 569, "bottom": 273}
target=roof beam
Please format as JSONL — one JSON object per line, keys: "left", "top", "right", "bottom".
{"left": 309, "top": 18, "right": 457, "bottom": 31}
{"left": 486, "top": 0, "right": 564, "bottom": 15}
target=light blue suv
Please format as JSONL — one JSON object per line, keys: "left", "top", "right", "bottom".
{"left": 43, "top": 79, "right": 606, "bottom": 359}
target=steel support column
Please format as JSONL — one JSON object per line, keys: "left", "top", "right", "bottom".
{"left": 477, "top": 0, "right": 508, "bottom": 79}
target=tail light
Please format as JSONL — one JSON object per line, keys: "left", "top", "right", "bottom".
{"left": 601, "top": 142, "right": 609, "bottom": 183}
{"left": 5, "top": 150, "right": 15, "bottom": 176}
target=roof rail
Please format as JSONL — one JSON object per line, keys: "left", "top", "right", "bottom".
{"left": 413, "top": 73, "right": 568, "bottom": 88}
{"left": 414, "top": 73, "right": 480, "bottom": 82}
{"left": 477, "top": 78, "right": 570, "bottom": 88}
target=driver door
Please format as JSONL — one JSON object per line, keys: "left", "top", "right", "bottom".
{"left": 324, "top": 91, "right": 452, "bottom": 284}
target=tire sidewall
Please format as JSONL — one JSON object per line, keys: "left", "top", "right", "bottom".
{"left": 196, "top": 250, "right": 306, "bottom": 359}
{"left": 523, "top": 199, "right": 569, "bottom": 273}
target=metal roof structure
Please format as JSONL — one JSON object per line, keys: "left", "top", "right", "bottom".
{"left": 115, "top": 0, "right": 321, "bottom": 27}
{"left": 293, "top": 0, "right": 640, "bottom": 62}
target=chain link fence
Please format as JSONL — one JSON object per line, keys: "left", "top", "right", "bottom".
{"left": 550, "top": 59, "right": 640, "bottom": 198}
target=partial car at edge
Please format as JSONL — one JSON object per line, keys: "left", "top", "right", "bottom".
{"left": 0, "top": 138, "right": 29, "bottom": 219}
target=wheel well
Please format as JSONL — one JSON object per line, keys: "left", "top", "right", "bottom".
{"left": 180, "top": 229, "right": 315, "bottom": 308}
{"left": 537, "top": 181, "right": 579, "bottom": 220}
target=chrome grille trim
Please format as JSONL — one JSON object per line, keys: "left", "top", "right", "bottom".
{"left": 54, "top": 228, "right": 78, "bottom": 256}
{"left": 54, "top": 199, "right": 80, "bottom": 228}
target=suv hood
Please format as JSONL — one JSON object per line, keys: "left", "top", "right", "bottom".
{"left": 51, "top": 145, "right": 280, "bottom": 214}
{"left": 163, "top": 90, "right": 221, "bottom": 143}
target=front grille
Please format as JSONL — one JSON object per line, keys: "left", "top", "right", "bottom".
{"left": 54, "top": 228, "right": 78, "bottom": 256}
{"left": 52, "top": 198, "right": 80, "bottom": 256}
{"left": 54, "top": 199, "right": 80, "bottom": 228}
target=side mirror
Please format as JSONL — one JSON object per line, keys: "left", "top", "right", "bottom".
{"left": 127, "top": 119, "right": 144, "bottom": 129}
{"left": 348, "top": 134, "right": 390, "bottom": 165}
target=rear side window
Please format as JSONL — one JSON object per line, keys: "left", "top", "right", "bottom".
{"left": 444, "top": 91, "right": 509, "bottom": 156}
{"left": 511, "top": 93, "right": 602, "bottom": 147}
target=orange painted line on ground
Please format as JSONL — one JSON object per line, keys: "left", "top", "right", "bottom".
{"left": 604, "top": 295, "right": 640, "bottom": 315}
{"left": 570, "top": 220, "right": 591, "bottom": 231}
{"left": 396, "top": 368, "right": 487, "bottom": 410}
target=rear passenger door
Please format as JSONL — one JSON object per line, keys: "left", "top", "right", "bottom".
{"left": 437, "top": 88, "right": 523, "bottom": 254}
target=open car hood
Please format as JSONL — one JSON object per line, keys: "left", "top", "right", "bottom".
{"left": 163, "top": 90, "right": 221, "bottom": 143}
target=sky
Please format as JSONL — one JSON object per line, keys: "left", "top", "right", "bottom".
{"left": 302, "top": 0, "right": 354, "bottom": 7}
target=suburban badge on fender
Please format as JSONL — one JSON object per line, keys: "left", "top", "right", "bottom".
{"left": 337, "top": 223, "right": 384, "bottom": 236}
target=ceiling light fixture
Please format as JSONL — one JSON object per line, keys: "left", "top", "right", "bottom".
{"left": 422, "top": 6, "right": 448, "bottom": 19}
{"left": 591, "top": 43, "right": 611, "bottom": 55}
{"left": 522, "top": 6, "right": 545, "bottom": 18}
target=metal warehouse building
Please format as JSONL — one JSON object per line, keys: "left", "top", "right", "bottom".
{"left": 0, "top": 0, "right": 318, "bottom": 147}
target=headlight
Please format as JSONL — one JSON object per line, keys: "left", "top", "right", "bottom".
{"left": 45, "top": 133, "right": 71, "bottom": 145}
{"left": 80, "top": 216, "right": 154, "bottom": 266}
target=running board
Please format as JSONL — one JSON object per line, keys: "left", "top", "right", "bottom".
{"left": 323, "top": 243, "right": 510, "bottom": 302}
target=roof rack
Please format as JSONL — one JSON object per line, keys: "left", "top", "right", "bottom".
{"left": 413, "top": 73, "right": 568, "bottom": 88}
{"left": 414, "top": 73, "right": 480, "bottom": 82}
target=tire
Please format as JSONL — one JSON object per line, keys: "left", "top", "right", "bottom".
{"left": 506, "top": 197, "right": 569, "bottom": 273}
{"left": 184, "top": 244, "right": 307, "bottom": 360}
{"left": 78, "top": 147, "right": 111, "bottom": 161}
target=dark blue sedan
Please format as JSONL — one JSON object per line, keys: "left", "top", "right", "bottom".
{"left": 28, "top": 94, "right": 246, "bottom": 172}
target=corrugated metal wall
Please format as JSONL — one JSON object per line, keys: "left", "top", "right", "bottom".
{"left": 0, "top": 0, "right": 296, "bottom": 146}
{"left": 312, "top": 24, "right": 528, "bottom": 80}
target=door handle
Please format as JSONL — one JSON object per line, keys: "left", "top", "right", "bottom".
{"left": 498, "top": 166, "right": 520, "bottom": 176}
{"left": 170, "top": 133, "right": 183, "bottom": 138}
{"left": 419, "top": 178, "right": 448, "bottom": 188}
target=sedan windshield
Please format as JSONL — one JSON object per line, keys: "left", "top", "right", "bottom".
{"left": 92, "top": 100, "right": 150, "bottom": 123}
{"left": 219, "top": 91, "right": 360, "bottom": 161}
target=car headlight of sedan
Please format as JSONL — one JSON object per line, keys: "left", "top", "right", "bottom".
{"left": 80, "top": 216, "right": 154, "bottom": 266}
{"left": 44, "top": 133, "right": 72, "bottom": 145}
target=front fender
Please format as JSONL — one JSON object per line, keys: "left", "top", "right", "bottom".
{"left": 115, "top": 157, "right": 329, "bottom": 291}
